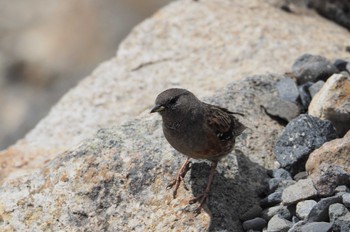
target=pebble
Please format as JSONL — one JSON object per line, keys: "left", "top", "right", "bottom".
{"left": 242, "top": 217, "right": 267, "bottom": 231}
{"left": 292, "top": 54, "right": 339, "bottom": 84}
{"left": 267, "top": 214, "right": 292, "bottom": 232}
{"left": 300, "top": 222, "right": 333, "bottom": 232}
{"left": 276, "top": 77, "right": 299, "bottom": 103}
{"left": 240, "top": 205, "right": 263, "bottom": 221}
{"left": 308, "top": 80, "right": 324, "bottom": 98}
{"left": 296, "top": 200, "right": 317, "bottom": 219}
{"left": 262, "top": 204, "right": 291, "bottom": 220}
{"left": 282, "top": 178, "right": 317, "bottom": 205}
{"left": 342, "top": 193, "right": 350, "bottom": 208}
{"left": 293, "top": 171, "right": 307, "bottom": 181}
{"left": 307, "top": 195, "right": 343, "bottom": 222}
{"left": 260, "top": 191, "right": 282, "bottom": 207}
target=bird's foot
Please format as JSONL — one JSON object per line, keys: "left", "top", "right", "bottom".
{"left": 189, "top": 192, "right": 209, "bottom": 215}
{"left": 166, "top": 160, "right": 191, "bottom": 198}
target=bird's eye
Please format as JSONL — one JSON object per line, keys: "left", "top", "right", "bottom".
{"left": 169, "top": 96, "right": 179, "bottom": 105}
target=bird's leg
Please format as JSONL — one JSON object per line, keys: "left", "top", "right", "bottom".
{"left": 166, "top": 158, "right": 191, "bottom": 198}
{"left": 189, "top": 161, "right": 218, "bottom": 214}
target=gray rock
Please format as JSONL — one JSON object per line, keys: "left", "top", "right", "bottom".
{"left": 282, "top": 179, "right": 318, "bottom": 205}
{"left": 261, "top": 93, "right": 300, "bottom": 122}
{"left": 329, "top": 203, "right": 348, "bottom": 221}
{"left": 308, "top": 80, "right": 324, "bottom": 98}
{"left": 343, "top": 193, "right": 350, "bottom": 208}
{"left": 293, "top": 171, "right": 308, "bottom": 181}
{"left": 288, "top": 221, "right": 306, "bottom": 232}
{"left": 261, "top": 191, "right": 282, "bottom": 207}
{"left": 0, "top": 74, "right": 286, "bottom": 231}
{"left": 240, "top": 205, "right": 263, "bottom": 221}
{"left": 268, "top": 178, "right": 281, "bottom": 193}
{"left": 300, "top": 222, "right": 333, "bottom": 232}
{"left": 292, "top": 54, "right": 339, "bottom": 84}
{"left": 307, "top": 195, "right": 343, "bottom": 222}
{"left": 242, "top": 217, "right": 267, "bottom": 231}
{"left": 296, "top": 200, "right": 317, "bottom": 220}
{"left": 274, "top": 114, "right": 337, "bottom": 174}
{"left": 329, "top": 203, "right": 350, "bottom": 232}
{"left": 310, "top": 0, "right": 350, "bottom": 30}
{"left": 267, "top": 214, "right": 292, "bottom": 232}
{"left": 276, "top": 77, "right": 299, "bottom": 103}
{"left": 298, "top": 82, "right": 313, "bottom": 109}
{"left": 262, "top": 204, "right": 291, "bottom": 220}
{"left": 335, "top": 185, "right": 349, "bottom": 194}
{"left": 273, "top": 168, "right": 293, "bottom": 180}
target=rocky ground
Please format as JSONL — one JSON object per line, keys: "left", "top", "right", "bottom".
{"left": 0, "top": 0, "right": 350, "bottom": 231}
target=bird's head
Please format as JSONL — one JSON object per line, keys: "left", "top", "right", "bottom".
{"left": 150, "top": 88, "right": 199, "bottom": 118}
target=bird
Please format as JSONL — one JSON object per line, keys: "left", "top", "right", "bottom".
{"left": 150, "top": 88, "right": 246, "bottom": 213}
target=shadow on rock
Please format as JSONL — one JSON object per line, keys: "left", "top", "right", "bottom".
{"left": 190, "top": 151, "right": 268, "bottom": 232}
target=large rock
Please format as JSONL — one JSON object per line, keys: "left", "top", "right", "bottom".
{"left": 309, "top": 73, "right": 350, "bottom": 136}
{"left": 274, "top": 114, "right": 337, "bottom": 174}
{"left": 1, "top": 0, "right": 350, "bottom": 184}
{"left": 306, "top": 130, "right": 350, "bottom": 196}
{"left": 0, "top": 75, "right": 284, "bottom": 231}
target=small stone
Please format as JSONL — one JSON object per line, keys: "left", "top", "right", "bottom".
{"left": 292, "top": 54, "right": 339, "bottom": 84}
{"left": 267, "top": 214, "right": 292, "bottom": 232}
{"left": 293, "top": 171, "right": 307, "bottom": 181}
{"left": 282, "top": 179, "right": 318, "bottom": 205}
{"left": 334, "top": 59, "right": 348, "bottom": 72}
{"left": 276, "top": 77, "right": 299, "bottom": 103}
{"left": 242, "top": 217, "right": 267, "bottom": 231}
{"left": 274, "top": 114, "right": 337, "bottom": 174}
{"left": 240, "top": 205, "right": 263, "bottom": 221}
{"left": 288, "top": 221, "right": 306, "bottom": 232}
{"left": 260, "top": 191, "right": 282, "bottom": 207}
{"left": 308, "top": 80, "right": 324, "bottom": 98}
{"left": 272, "top": 168, "right": 292, "bottom": 180}
{"left": 343, "top": 193, "right": 350, "bottom": 208}
{"left": 309, "top": 73, "right": 350, "bottom": 136}
{"left": 329, "top": 203, "right": 348, "bottom": 221}
{"left": 261, "top": 94, "right": 300, "bottom": 122}
{"left": 262, "top": 204, "right": 291, "bottom": 220}
{"left": 307, "top": 195, "right": 343, "bottom": 222}
{"left": 296, "top": 200, "right": 317, "bottom": 219}
{"left": 268, "top": 178, "right": 281, "bottom": 193}
{"left": 335, "top": 185, "right": 349, "bottom": 194}
{"left": 298, "top": 82, "right": 313, "bottom": 109}
{"left": 310, "top": 163, "right": 350, "bottom": 196}
{"left": 300, "top": 222, "right": 333, "bottom": 232}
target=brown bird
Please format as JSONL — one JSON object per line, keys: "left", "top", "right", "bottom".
{"left": 151, "top": 88, "right": 246, "bottom": 213}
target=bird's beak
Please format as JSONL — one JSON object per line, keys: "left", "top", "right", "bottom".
{"left": 150, "top": 104, "right": 165, "bottom": 113}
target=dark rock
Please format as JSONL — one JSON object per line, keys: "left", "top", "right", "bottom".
{"left": 301, "top": 222, "right": 333, "bottom": 232}
{"left": 308, "top": 80, "right": 324, "bottom": 98}
{"left": 276, "top": 77, "right": 299, "bottom": 103}
{"left": 240, "top": 205, "right": 263, "bottom": 221}
{"left": 292, "top": 54, "right": 338, "bottom": 84}
{"left": 307, "top": 195, "right": 343, "bottom": 222}
{"left": 261, "top": 93, "right": 300, "bottom": 122}
{"left": 268, "top": 178, "right": 281, "bottom": 193}
{"left": 343, "top": 193, "right": 350, "bottom": 208}
{"left": 334, "top": 59, "right": 348, "bottom": 72}
{"left": 267, "top": 214, "right": 292, "bottom": 232}
{"left": 310, "top": 0, "right": 350, "bottom": 31}
{"left": 260, "top": 191, "right": 282, "bottom": 207}
{"left": 262, "top": 204, "right": 291, "bottom": 220}
{"left": 242, "top": 217, "right": 266, "bottom": 231}
{"left": 274, "top": 114, "right": 337, "bottom": 174}
{"left": 298, "top": 82, "right": 313, "bottom": 109}
{"left": 293, "top": 171, "right": 308, "bottom": 181}
{"left": 282, "top": 178, "right": 318, "bottom": 205}
{"left": 273, "top": 168, "right": 293, "bottom": 180}
{"left": 311, "top": 163, "right": 350, "bottom": 196}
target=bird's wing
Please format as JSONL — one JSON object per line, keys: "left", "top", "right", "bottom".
{"left": 204, "top": 103, "right": 246, "bottom": 141}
